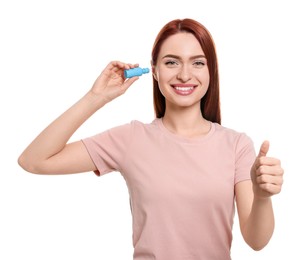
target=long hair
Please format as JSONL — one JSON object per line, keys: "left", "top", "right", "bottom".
{"left": 151, "top": 18, "right": 221, "bottom": 124}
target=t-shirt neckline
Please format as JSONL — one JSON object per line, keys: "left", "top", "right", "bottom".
{"left": 154, "top": 117, "right": 215, "bottom": 144}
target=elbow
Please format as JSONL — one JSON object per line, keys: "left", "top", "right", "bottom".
{"left": 249, "top": 243, "right": 267, "bottom": 251}
{"left": 242, "top": 230, "right": 272, "bottom": 252}
{"left": 241, "top": 220, "right": 274, "bottom": 252}
{"left": 18, "top": 153, "right": 40, "bottom": 174}
{"left": 245, "top": 236, "right": 271, "bottom": 251}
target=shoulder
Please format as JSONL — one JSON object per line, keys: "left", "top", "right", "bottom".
{"left": 213, "top": 123, "right": 254, "bottom": 149}
{"left": 105, "top": 118, "right": 158, "bottom": 136}
{"left": 213, "top": 123, "right": 249, "bottom": 138}
{"left": 128, "top": 118, "right": 160, "bottom": 131}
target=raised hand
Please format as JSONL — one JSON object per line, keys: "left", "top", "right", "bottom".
{"left": 90, "top": 61, "right": 140, "bottom": 105}
{"left": 251, "top": 141, "right": 284, "bottom": 199}
{"left": 18, "top": 61, "right": 142, "bottom": 174}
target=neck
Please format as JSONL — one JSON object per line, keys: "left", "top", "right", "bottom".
{"left": 162, "top": 106, "right": 210, "bottom": 138}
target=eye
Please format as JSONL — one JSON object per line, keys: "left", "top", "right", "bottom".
{"left": 164, "top": 60, "right": 179, "bottom": 67}
{"left": 193, "top": 61, "right": 206, "bottom": 67}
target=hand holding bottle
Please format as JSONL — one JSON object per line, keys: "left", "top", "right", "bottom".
{"left": 90, "top": 61, "right": 140, "bottom": 106}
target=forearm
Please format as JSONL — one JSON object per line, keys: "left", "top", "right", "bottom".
{"left": 18, "top": 91, "right": 106, "bottom": 171}
{"left": 242, "top": 197, "right": 274, "bottom": 251}
{"left": 18, "top": 61, "right": 139, "bottom": 173}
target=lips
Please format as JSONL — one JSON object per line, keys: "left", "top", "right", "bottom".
{"left": 171, "top": 84, "right": 197, "bottom": 96}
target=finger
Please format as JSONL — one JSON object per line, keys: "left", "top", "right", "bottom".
{"left": 108, "top": 61, "right": 135, "bottom": 73}
{"left": 101, "top": 61, "right": 124, "bottom": 76}
{"left": 112, "top": 61, "right": 129, "bottom": 73}
{"left": 256, "top": 173, "right": 284, "bottom": 185}
{"left": 258, "top": 183, "right": 282, "bottom": 195}
{"left": 258, "top": 140, "right": 270, "bottom": 158}
{"left": 257, "top": 156, "right": 281, "bottom": 166}
{"left": 121, "top": 76, "right": 139, "bottom": 92}
{"left": 123, "top": 64, "right": 140, "bottom": 76}
{"left": 127, "top": 63, "right": 139, "bottom": 69}
{"left": 256, "top": 165, "right": 284, "bottom": 176}
{"left": 107, "top": 61, "right": 125, "bottom": 70}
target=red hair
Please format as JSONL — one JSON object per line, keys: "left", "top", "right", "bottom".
{"left": 151, "top": 18, "right": 221, "bottom": 124}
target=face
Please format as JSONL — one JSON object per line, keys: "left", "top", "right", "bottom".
{"left": 152, "top": 32, "right": 210, "bottom": 111}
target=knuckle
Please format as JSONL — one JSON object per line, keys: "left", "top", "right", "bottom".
{"left": 258, "top": 165, "right": 266, "bottom": 174}
{"left": 261, "top": 182, "right": 272, "bottom": 191}
{"left": 258, "top": 157, "right": 264, "bottom": 165}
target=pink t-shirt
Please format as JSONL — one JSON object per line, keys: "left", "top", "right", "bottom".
{"left": 82, "top": 118, "right": 256, "bottom": 260}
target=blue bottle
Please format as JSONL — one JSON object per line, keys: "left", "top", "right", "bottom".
{"left": 124, "top": 67, "right": 150, "bottom": 78}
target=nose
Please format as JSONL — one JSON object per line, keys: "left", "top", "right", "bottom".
{"left": 177, "top": 65, "right": 191, "bottom": 82}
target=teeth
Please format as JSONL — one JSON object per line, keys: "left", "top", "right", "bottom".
{"left": 174, "top": 87, "right": 194, "bottom": 91}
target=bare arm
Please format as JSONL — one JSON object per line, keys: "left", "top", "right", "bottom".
{"left": 18, "top": 61, "right": 139, "bottom": 174}
{"left": 235, "top": 141, "right": 284, "bottom": 250}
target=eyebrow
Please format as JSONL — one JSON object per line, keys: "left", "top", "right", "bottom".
{"left": 161, "top": 54, "right": 206, "bottom": 60}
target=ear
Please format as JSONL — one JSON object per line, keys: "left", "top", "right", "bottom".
{"left": 150, "top": 60, "right": 157, "bottom": 80}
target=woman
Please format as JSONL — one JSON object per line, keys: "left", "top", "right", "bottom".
{"left": 18, "top": 18, "right": 284, "bottom": 259}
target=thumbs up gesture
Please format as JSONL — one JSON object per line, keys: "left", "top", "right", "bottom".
{"left": 251, "top": 141, "right": 284, "bottom": 198}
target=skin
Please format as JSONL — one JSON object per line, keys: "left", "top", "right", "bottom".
{"left": 152, "top": 32, "right": 211, "bottom": 137}
{"left": 18, "top": 32, "right": 284, "bottom": 251}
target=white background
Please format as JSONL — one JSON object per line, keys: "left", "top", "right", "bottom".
{"left": 1, "top": 0, "right": 304, "bottom": 259}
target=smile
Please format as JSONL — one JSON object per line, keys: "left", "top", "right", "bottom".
{"left": 171, "top": 84, "right": 197, "bottom": 96}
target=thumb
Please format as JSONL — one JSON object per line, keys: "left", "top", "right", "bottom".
{"left": 258, "top": 140, "right": 270, "bottom": 157}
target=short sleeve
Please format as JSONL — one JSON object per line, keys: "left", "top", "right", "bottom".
{"left": 82, "top": 122, "right": 133, "bottom": 176}
{"left": 234, "top": 133, "right": 256, "bottom": 184}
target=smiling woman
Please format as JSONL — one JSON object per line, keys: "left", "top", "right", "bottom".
{"left": 151, "top": 32, "right": 212, "bottom": 137}
{"left": 18, "top": 18, "right": 284, "bottom": 260}
{"left": 153, "top": 32, "right": 210, "bottom": 114}
{"left": 151, "top": 19, "right": 220, "bottom": 124}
